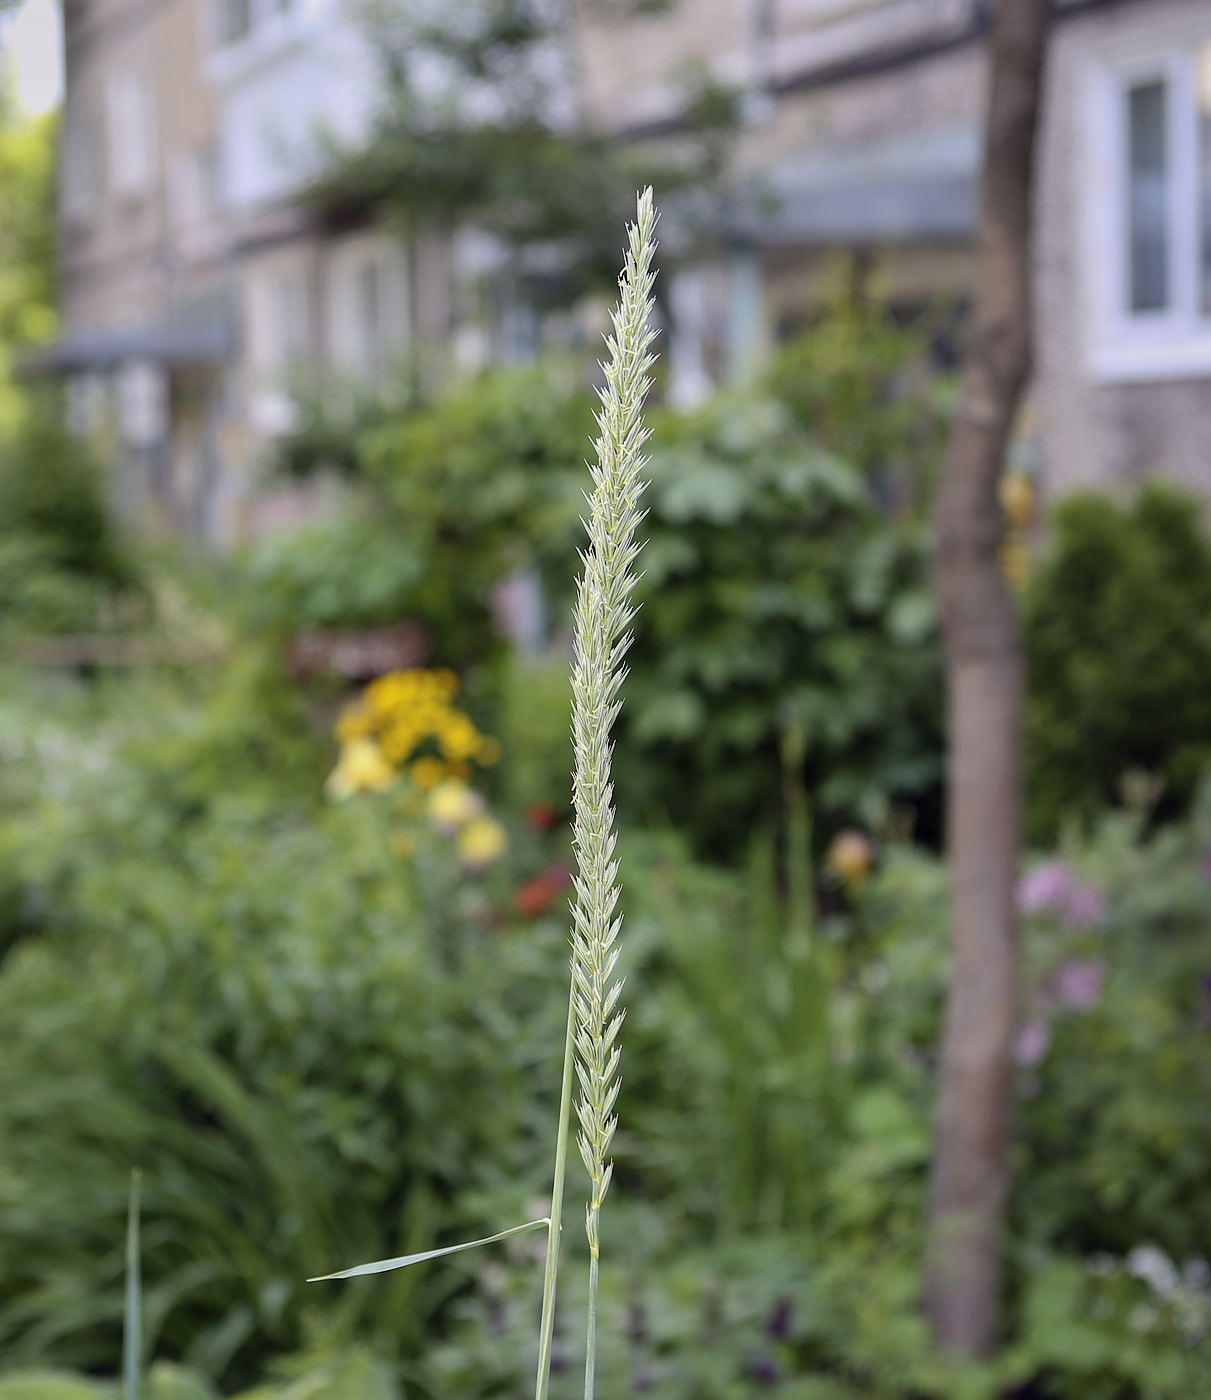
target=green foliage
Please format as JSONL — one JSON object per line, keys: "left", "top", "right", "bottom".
{"left": 0, "top": 77, "right": 56, "bottom": 434}
{"left": 498, "top": 654, "right": 574, "bottom": 817}
{"left": 0, "top": 674, "right": 562, "bottom": 1389}
{"left": 2, "top": 660, "right": 1211, "bottom": 1399}
{"left": 618, "top": 396, "right": 943, "bottom": 858}
{"left": 257, "top": 365, "right": 593, "bottom": 672}
{"left": 0, "top": 401, "right": 142, "bottom": 634}
{"left": 307, "top": 3, "right": 738, "bottom": 301}
{"left": 263, "top": 371, "right": 944, "bottom": 856}
{"left": 1025, "top": 483, "right": 1211, "bottom": 843}
{"left": 767, "top": 267, "right": 950, "bottom": 511}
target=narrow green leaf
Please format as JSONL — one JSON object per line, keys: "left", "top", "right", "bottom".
{"left": 307, "top": 1218, "right": 549, "bottom": 1282}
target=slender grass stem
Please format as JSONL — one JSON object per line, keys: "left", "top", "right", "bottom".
{"left": 534, "top": 969, "right": 577, "bottom": 1400}
{"left": 584, "top": 1252, "right": 600, "bottom": 1400}
{"left": 123, "top": 1169, "right": 142, "bottom": 1400}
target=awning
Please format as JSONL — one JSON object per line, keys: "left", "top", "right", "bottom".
{"left": 20, "top": 300, "right": 236, "bottom": 375}
{"left": 730, "top": 124, "right": 981, "bottom": 247}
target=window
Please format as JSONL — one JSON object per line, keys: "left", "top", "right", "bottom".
{"left": 62, "top": 102, "right": 99, "bottom": 224}
{"left": 106, "top": 71, "right": 156, "bottom": 200}
{"left": 1199, "top": 47, "right": 1211, "bottom": 315}
{"left": 273, "top": 271, "right": 310, "bottom": 367}
{"left": 213, "top": 0, "right": 293, "bottom": 48}
{"left": 1087, "top": 41, "right": 1211, "bottom": 381}
{"left": 1126, "top": 79, "right": 1167, "bottom": 313}
{"left": 356, "top": 260, "right": 383, "bottom": 382}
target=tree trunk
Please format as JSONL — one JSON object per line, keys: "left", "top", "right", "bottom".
{"left": 925, "top": 0, "right": 1052, "bottom": 1359}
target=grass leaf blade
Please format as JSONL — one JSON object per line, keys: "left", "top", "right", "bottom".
{"left": 307, "top": 1218, "right": 549, "bottom": 1282}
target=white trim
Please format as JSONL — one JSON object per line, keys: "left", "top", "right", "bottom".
{"left": 1082, "top": 38, "right": 1211, "bottom": 385}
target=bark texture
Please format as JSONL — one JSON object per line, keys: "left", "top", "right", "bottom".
{"left": 925, "top": 0, "right": 1052, "bottom": 1360}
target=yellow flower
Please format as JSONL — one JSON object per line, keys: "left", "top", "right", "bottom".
{"left": 410, "top": 756, "right": 448, "bottom": 790}
{"left": 325, "top": 738, "right": 396, "bottom": 802}
{"left": 438, "top": 712, "right": 485, "bottom": 762}
{"left": 1000, "top": 538, "right": 1031, "bottom": 592}
{"left": 427, "top": 779, "right": 485, "bottom": 834}
{"left": 334, "top": 702, "right": 373, "bottom": 745}
{"left": 826, "top": 830, "right": 875, "bottom": 886}
{"left": 1000, "top": 471, "right": 1034, "bottom": 530}
{"left": 457, "top": 815, "right": 508, "bottom": 871}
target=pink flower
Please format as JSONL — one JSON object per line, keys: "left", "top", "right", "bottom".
{"left": 1065, "top": 884, "right": 1107, "bottom": 929}
{"left": 1017, "top": 860, "right": 1106, "bottom": 928}
{"left": 1018, "top": 860, "right": 1073, "bottom": 915}
{"left": 1056, "top": 958, "right": 1106, "bottom": 1011}
{"left": 1015, "top": 1021, "right": 1051, "bottom": 1067}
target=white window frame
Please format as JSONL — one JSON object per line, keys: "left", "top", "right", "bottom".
{"left": 1083, "top": 39, "right": 1211, "bottom": 383}
{"left": 105, "top": 69, "right": 157, "bottom": 202}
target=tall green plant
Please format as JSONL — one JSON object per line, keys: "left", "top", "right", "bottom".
{"left": 559, "top": 187, "right": 656, "bottom": 1400}
{"left": 301, "top": 192, "right": 658, "bottom": 1400}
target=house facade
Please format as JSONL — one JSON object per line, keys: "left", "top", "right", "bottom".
{"left": 44, "top": 0, "right": 1211, "bottom": 541}
{"left": 49, "top": 0, "right": 418, "bottom": 544}
{"left": 573, "top": 0, "right": 1211, "bottom": 504}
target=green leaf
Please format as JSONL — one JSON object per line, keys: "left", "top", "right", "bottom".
{"left": 306, "top": 1218, "right": 548, "bottom": 1282}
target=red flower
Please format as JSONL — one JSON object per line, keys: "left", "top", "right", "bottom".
{"left": 525, "top": 803, "right": 560, "bottom": 831}
{"left": 513, "top": 862, "right": 573, "bottom": 918}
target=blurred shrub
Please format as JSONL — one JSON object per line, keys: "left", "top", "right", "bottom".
{"left": 3, "top": 670, "right": 1211, "bottom": 1397}
{"left": 618, "top": 397, "right": 943, "bottom": 859}
{"left": 1026, "top": 483, "right": 1211, "bottom": 843}
{"left": 0, "top": 402, "right": 141, "bottom": 634}
{"left": 497, "top": 654, "right": 574, "bottom": 818}
{"left": 418, "top": 801, "right": 1211, "bottom": 1400}
{"left": 258, "top": 366, "right": 592, "bottom": 673}
{"left": 767, "top": 266, "right": 951, "bottom": 514}
{"left": 263, "top": 373, "right": 944, "bottom": 856}
{"left": 0, "top": 686, "right": 561, "bottom": 1388}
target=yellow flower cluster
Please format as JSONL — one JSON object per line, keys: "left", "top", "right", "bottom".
{"left": 426, "top": 779, "right": 509, "bottom": 871}
{"left": 332, "top": 668, "right": 501, "bottom": 792}
{"left": 324, "top": 669, "right": 510, "bottom": 872}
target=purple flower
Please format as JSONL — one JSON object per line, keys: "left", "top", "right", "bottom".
{"left": 1017, "top": 860, "right": 1106, "bottom": 928}
{"left": 1015, "top": 1021, "right": 1051, "bottom": 1067}
{"left": 1065, "top": 884, "right": 1107, "bottom": 930}
{"left": 765, "top": 1298, "right": 792, "bottom": 1339}
{"left": 748, "top": 1355, "right": 781, "bottom": 1384}
{"left": 1056, "top": 958, "right": 1106, "bottom": 1010}
{"left": 1018, "top": 860, "right": 1074, "bottom": 915}
{"left": 630, "top": 1371, "right": 655, "bottom": 1393}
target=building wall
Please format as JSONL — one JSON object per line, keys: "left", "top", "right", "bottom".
{"left": 60, "top": 0, "right": 219, "bottom": 330}
{"left": 1035, "top": 0, "right": 1211, "bottom": 504}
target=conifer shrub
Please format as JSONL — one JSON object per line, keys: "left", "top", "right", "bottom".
{"left": 1026, "top": 483, "right": 1211, "bottom": 843}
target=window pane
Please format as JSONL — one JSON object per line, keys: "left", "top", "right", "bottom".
{"left": 1127, "top": 80, "right": 1168, "bottom": 313}
{"left": 222, "top": 0, "right": 250, "bottom": 44}
{"left": 1199, "top": 48, "right": 1211, "bottom": 315}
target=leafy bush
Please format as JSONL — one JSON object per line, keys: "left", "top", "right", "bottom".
{"left": 0, "top": 402, "right": 141, "bottom": 634}
{"left": 3, "top": 664, "right": 1211, "bottom": 1398}
{"left": 257, "top": 365, "right": 593, "bottom": 673}
{"left": 1026, "top": 483, "right": 1211, "bottom": 842}
{"left": 0, "top": 676, "right": 561, "bottom": 1388}
{"left": 618, "top": 397, "right": 943, "bottom": 859}
{"left": 767, "top": 267, "right": 951, "bottom": 513}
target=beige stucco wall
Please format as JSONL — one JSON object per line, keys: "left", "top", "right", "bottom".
{"left": 1034, "top": 0, "right": 1211, "bottom": 505}
{"left": 60, "top": 0, "right": 216, "bottom": 327}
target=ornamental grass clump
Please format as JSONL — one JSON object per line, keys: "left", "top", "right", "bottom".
{"left": 307, "top": 189, "right": 659, "bottom": 1400}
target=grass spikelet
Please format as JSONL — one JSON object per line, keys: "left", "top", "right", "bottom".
{"left": 533, "top": 187, "right": 658, "bottom": 1400}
